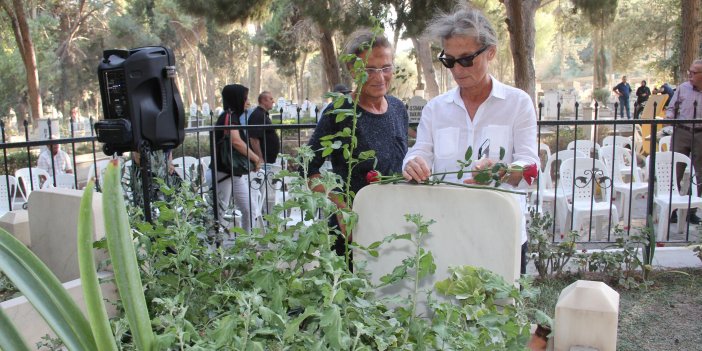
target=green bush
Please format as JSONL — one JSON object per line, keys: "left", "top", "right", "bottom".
{"left": 0, "top": 150, "right": 39, "bottom": 176}
{"left": 593, "top": 88, "right": 611, "bottom": 106}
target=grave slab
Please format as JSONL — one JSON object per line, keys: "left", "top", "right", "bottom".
{"left": 0, "top": 210, "right": 30, "bottom": 247}
{"left": 554, "top": 280, "right": 619, "bottom": 351}
{"left": 28, "top": 188, "right": 107, "bottom": 283}
{"left": 353, "top": 183, "right": 522, "bottom": 315}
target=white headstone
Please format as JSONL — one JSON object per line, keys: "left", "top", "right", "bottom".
{"left": 353, "top": 183, "right": 522, "bottom": 315}
{"left": 407, "top": 96, "right": 427, "bottom": 124}
{"left": 276, "top": 97, "right": 286, "bottom": 110}
{"left": 28, "top": 188, "right": 107, "bottom": 283}
{"left": 201, "top": 102, "right": 211, "bottom": 117}
{"left": 542, "top": 90, "right": 560, "bottom": 119}
{"left": 554, "top": 280, "right": 619, "bottom": 351}
{"left": 34, "top": 118, "right": 61, "bottom": 140}
{"left": 189, "top": 103, "right": 198, "bottom": 117}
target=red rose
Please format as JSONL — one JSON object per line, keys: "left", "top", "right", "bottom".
{"left": 366, "top": 170, "right": 382, "bottom": 184}
{"left": 522, "top": 163, "right": 538, "bottom": 185}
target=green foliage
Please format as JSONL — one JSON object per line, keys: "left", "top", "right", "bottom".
{"left": 527, "top": 211, "right": 579, "bottom": 278}
{"left": 592, "top": 87, "right": 611, "bottom": 106}
{"left": 176, "top": 0, "right": 273, "bottom": 25}
{"left": 541, "top": 125, "right": 586, "bottom": 155}
{"left": 575, "top": 226, "right": 653, "bottom": 289}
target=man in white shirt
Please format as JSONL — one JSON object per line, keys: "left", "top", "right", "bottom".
{"left": 402, "top": 4, "right": 538, "bottom": 274}
{"left": 37, "top": 144, "right": 73, "bottom": 176}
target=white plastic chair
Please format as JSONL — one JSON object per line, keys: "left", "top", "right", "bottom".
{"left": 43, "top": 173, "right": 77, "bottom": 189}
{"left": 651, "top": 152, "right": 702, "bottom": 241}
{"left": 537, "top": 150, "right": 586, "bottom": 234}
{"left": 172, "top": 156, "right": 200, "bottom": 182}
{"left": 86, "top": 159, "right": 111, "bottom": 189}
{"left": 601, "top": 135, "right": 631, "bottom": 149}
{"left": 559, "top": 157, "right": 619, "bottom": 238}
{"left": 15, "top": 168, "right": 51, "bottom": 202}
{"left": 0, "top": 175, "right": 17, "bottom": 216}
{"left": 599, "top": 146, "right": 648, "bottom": 225}
{"left": 567, "top": 140, "right": 600, "bottom": 158}
{"left": 658, "top": 135, "right": 671, "bottom": 152}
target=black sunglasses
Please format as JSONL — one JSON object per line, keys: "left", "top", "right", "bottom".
{"left": 438, "top": 46, "right": 489, "bottom": 68}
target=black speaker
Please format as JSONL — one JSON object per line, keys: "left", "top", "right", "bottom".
{"left": 96, "top": 46, "right": 185, "bottom": 155}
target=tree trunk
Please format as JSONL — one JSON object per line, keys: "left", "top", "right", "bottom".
{"left": 252, "top": 24, "right": 263, "bottom": 96}
{"left": 319, "top": 28, "right": 341, "bottom": 92}
{"left": 593, "top": 28, "right": 608, "bottom": 89}
{"left": 414, "top": 51, "right": 424, "bottom": 92}
{"left": 3, "top": 0, "right": 43, "bottom": 122}
{"left": 679, "top": 0, "right": 702, "bottom": 80}
{"left": 412, "top": 37, "right": 440, "bottom": 99}
{"left": 299, "top": 52, "right": 308, "bottom": 103}
{"left": 502, "top": 0, "right": 539, "bottom": 104}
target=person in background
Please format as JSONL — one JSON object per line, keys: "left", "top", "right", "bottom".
{"left": 37, "top": 143, "right": 73, "bottom": 177}
{"left": 666, "top": 59, "right": 702, "bottom": 225}
{"left": 305, "top": 29, "right": 409, "bottom": 258}
{"left": 634, "top": 80, "right": 651, "bottom": 119}
{"left": 211, "top": 84, "right": 263, "bottom": 232}
{"left": 613, "top": 75, "right": 632, "bottom": 119}
{"left": 660, "top": 82, "right": 675, "bottom": 109}
{"left": 401, "top": 4, "right": 538, "bottom": 275}
{"left": 247, "top": 91, "right": 281, "bottom": 165}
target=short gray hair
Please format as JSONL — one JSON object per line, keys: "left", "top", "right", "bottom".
{"left": 424, "top": 4, "right": 497, "bottom": 47}
{"left": 343, "top": 29, "right": 393, "bottom": 57}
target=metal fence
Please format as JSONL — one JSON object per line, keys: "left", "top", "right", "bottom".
{"left": 0, "top": 100, "right": 699, "bottom": 245}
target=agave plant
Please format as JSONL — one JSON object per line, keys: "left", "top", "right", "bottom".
{"left": 0, "top": 161, "right": 153, "bottom": 351}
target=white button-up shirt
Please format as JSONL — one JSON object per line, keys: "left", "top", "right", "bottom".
{"left": 404, "top": 77, "right": 538, "bottom": 183}
{"left": 403, "top": 77, "right": 539, "bottom": 244}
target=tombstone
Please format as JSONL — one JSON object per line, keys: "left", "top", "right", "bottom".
{"left": 28, "top": 188, "right": 107, "bottom": 282}
{"left": 554, "top": 280, "right": 619, "bottom": 351}
{"left": 276, "top": 97, "right": 286, "bottom": 110}
{"left": 542, "top": 90, "right": 560, "bottom": 119}
{"left": 406, "top": 96, "right": 427, "bottom": 124}
{"left": 353, "top": 183, "right": 522, "bottom": 316}
{"left": 189, "top": 103, "right": 198, "bottom": 128}
{"left": 201, "top": 102, "right": 210, "bottom": 118}
{"left": 34, "top": 118, "right": 61, "bottom": 140}
{"left": 0, "top": 210, "right": 30, "bottom": 248}
{"left": 561, "top": 90, "right": 577, "bottom": 116}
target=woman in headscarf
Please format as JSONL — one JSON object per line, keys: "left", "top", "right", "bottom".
{"left": 211, "top": 84, "right": 263, "bottom": 232}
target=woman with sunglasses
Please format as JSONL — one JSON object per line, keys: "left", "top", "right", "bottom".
{"left": 401, "top": 4, "right": 538, "bottom": 274}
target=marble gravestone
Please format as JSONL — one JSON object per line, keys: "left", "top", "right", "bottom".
{"left": 353, "top": 183, "right": 523, "bottom": 315}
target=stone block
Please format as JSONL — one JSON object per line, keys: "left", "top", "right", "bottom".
{"left": 0, "top": 210, "right": 30, "bottom": 247}
{"left": 1, "top": 271, "right": 117, "bottom": 347}
{"left": 554, "top": 280, "right": 619, "bottom": 351}
{"left": 353, "top": 184, "right": 522, "bottom": 315}
{"left": 28, "top": 188, "right": 107, "bottom": 283}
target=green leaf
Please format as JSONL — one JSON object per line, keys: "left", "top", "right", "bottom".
{"left": 77, "top": 182, "right": 118, "bottom": 351}
{"left": 465, "top": 146, "right": 473, "bottom": 161}
{"left": 284, "top": 307, "right": 318, "bottom": 341}
{"left": 102, "top": 161, "right": 155, "bottom": 351}
{"left": 417, "top": 249, "right": 436, "bottom": 280}
{"left": 474, "top": 172, "right": 492, "bottom": 184}
{"left": 499, "top": 147, "right": 506, "bottom": 160}
{"left": 322, "top": 147, "right": 333, "bottom": 158}
{"left": 320, "top": 305, "right": 344, "bottom": 348}
{"left": 0, "top": 229, "right": 97, "bottom": 350}
{"left": 0, "top": 307, "right": 31, "bottom": 351}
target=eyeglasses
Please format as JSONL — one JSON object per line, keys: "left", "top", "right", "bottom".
{"left": 688, "top": 70, "right": 702, "bottom": 76}
{"left": 365, "top": 65, "right": 394, "bottom": 75}
{"left": 438, "top": 46, "right": 489, "bottom": 68}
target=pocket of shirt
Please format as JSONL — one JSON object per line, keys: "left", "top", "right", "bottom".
{"left": 435, "top": 127, "right": 460, "bottom": 159}
{"left": 481, "top": 125, "right": 511, "bottom": 160}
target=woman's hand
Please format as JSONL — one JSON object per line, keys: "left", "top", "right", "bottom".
{"left": 403, "top": 157, "right": 431, "bottom": 182}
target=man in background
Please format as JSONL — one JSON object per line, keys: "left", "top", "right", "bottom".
{"left": 248, "top": 91, "right": 281, "bottom": 165}
{"left": 37, "top": 143, "right": 73, "bottom": 177}
{"left": 613, "top": 75, "right": 632, "bottom": 119}
{"left": 667, "top": 59, "right": 702, "bottom": 224}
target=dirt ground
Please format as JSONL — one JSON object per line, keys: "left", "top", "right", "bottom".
{"left": 528, "top": 268, "right": 702, "bottom": 351}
